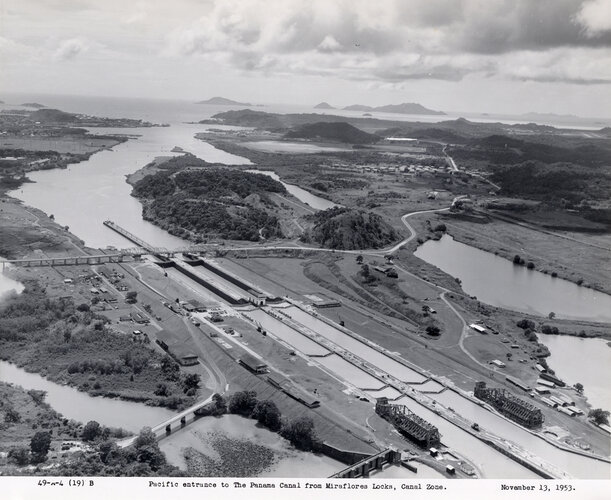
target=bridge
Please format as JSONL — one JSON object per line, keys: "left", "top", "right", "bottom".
{"left": 330, "top": 448, "right": 402, "bottom": 478}
{"left": 117, "top": 394, "right": 215, "bottom": 448}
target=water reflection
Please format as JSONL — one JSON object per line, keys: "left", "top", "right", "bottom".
{"left": 415, "top": 235, "right": 611, "bottom": 322}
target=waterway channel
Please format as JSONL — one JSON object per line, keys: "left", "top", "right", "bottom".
{"left": 415, "top": 234, "right": 611, "bottom": 323}
{"left": 246, "top": 169, "right": 338, "bottom": 211}
{"left": 0, "top": 360, "right": 175, "bottom": 433}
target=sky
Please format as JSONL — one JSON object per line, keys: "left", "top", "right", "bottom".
{"left": 1, "top": 0, "right": 611, "bottom": 117}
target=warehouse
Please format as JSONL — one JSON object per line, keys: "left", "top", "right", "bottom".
{"left": 239, "top": 353, "right": 268, "bottom": 374}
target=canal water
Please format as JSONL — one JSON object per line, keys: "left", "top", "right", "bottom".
{"left": 247, "top": 309, "right": 330, "bottom": 356}
{"left": 537, "top": 335, "right": 611, "bottom": 411}
{"left": 284, "top": 306, "right": 427, "bottom": 383}
{"left": 284, "top": 306, "right": 610, "bottom": 478}
{"left": 429, "top": 389, "right": 610, "bottom": 479}
{"left": 0, "top": 360, "right": 175, "bottom": 432}
{"left": 415, "top": 234, "right": 611, "bottom": 323}
{"left": 246, "top": 169, "right": 338, "bottom": 211}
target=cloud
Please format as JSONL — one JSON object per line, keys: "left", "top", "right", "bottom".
{"left": 53, "top": 38, "right": 89, "bottom": 61}
{"left": 576, "top": 0, "right": 611, "bottom": 36}
{"left": 317, "top": 35, "right": 342, "bottom": 53}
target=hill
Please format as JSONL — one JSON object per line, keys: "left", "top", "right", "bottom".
{"left": 205, "top": 109, "right": 285, "bottom": 129}
{"left": 132, "top": 161, "right": 287, "bottom": 241}
{"left": 197, "top": 97, "right": 252, "bottom": 106}
{"left": 343, "top": 104, "right": 374, "bottom": 111}
{"left": 29, "top": 108, "right": 77, "bottom": 123}
{"left": 301, "top": 207, "right": 399, "bottom": 250}
{"left": 314, "top": 102, "right": 335, "bottom": 109}
{"left": 21, "top": 102, "right": 46, "bottom": 109}
{"left": 374, "top": 102, "right": 445, "bottom": 115}
{"left": 285, "top": 122, "right": 380, "bottom": 144}
{"left": 342, "top": 103, "right": 444, "bottom": 115}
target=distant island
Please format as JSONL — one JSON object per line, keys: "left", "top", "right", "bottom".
{"left": 21, "top": 102, "right": 46, "bottom": 109}
{"left": 314, "top": 102, "right": 335, "bottom": 110}
{"left": 342, "top": 102, "right": 445, "bottom": 115}
{"left": 197, "top": 97, "right": 252, "bottom": 106}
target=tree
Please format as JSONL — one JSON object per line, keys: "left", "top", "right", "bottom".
{"left": 125, "top": 291, "right": 138, "bottom": 304}
{"left": 28, "top": 389, "right": 47, "bottom": 406}
{"left": 513, "top": 254, "right": 522, "bottom": 264}
{"left": 77, "top": 303, "right": 91, "bottom": 312}
{"left": 182, "top": 373, "right": 201, "bottom": 393}
{"left": 161, "top": 356, "right": 180, "bottom": 381}
{"left": 211, "top": 393, "right": 227, "bottom": 416}
{"left": 7, "top": 447, "right": 30, "bottom": 466}
{"left": 433, "top": 223, "right": 447, "bottom": 232}
{"left": 228, "top": 390, "right": 258, "bottom": 416}
{"left": 155, "top": 383, "right": 170, "bottom": 397}
{"left": 425, "top": 325, "right": 441, "bottom": 336}
{"left": 280, "top": 417, "right": 318, "bottom": 451}
{"left": 548, "top": 312, "right": 556, "bottom": 319}
{"left": 526, "top": 261, "right": 535, "bottom": 270}
{"left": 251, "top": 400, "right": 282, "bottom": 431}
{"left": 133, "top": 427, "right": 166, "bottom": 471}
{"left": 4, "top": 406, "right": 21, "bottom": 424}
{"left": 574, "top": 383, "right": 584, "bottom": 394}
{"left": 30, "top": 431, "right": 52, "bottom": 462}
{"left": 588, "top": 409, "right": 610, "bottom": 426}
{"left": 360, "top": 264, "right": 370, "bottom": 278}
{"left": 82, "top": 420, "right": 102, "bottom": 441}
{"left": 517, "top": 319, "right": 536, "bottom": 330}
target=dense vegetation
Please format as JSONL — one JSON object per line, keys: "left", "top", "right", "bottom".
{"left": 132, "top": 165, "right": 287, "bottom": 241}
{"left": 5, "top": 427, "right": 184, "bottom": 477}
{"left": 285, "top": 122, "right": 380, "bottom": 144}
{"left": 451, "top": 134, "right": 611, "bottom": 166}
{"left": 301, "top": 207, "right": 399, "bottom": 250}
{"left": 0, "top": 284, "right": 195, "bottom": 409}
{"left": 200, "top": 391, "right": 318, "bottom": 452}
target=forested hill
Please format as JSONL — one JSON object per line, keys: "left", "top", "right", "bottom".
{"left": 285, "top": 122, "right": 380, "bottom": 144}
{"left": 301, "top": 207, "right": 399, "bottom": 250}
{"left": 132, "top": 168, "right": 287, "bottom": 241}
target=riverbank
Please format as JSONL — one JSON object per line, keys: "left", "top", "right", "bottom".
{"left": 438, "top": 212, "right": 611, "bottom": 296}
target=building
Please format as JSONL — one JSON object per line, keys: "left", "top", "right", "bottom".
{"left": 180, "top": 354, "right": 199, "bottom": 366}
{"left": 267, "top": 373, "right": 320, "bottom": 408}
{"left": 469, "top": 324, "right": 487, "bottom": 334}
{"left": 130, "top": 312, "right": 150, "bottom": 324}
{"left": 239, "top": 353, "right": 268, "bottom": 374}
{"left": 506, "top": 376, "right": 530, "bottom": 392}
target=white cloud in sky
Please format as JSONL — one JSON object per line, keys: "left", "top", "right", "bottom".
{"left": 576, "top": 0, "right": 611, "bottom": 35}
{"left": 1, "top": 0, "right": 610, "bottom": 116}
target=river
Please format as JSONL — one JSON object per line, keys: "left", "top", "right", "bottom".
{"left": 0, "top": 360, "right": 175, "bottom": 432}
{"left": 415, "top": 234, "right": 611, "bottom": 323}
